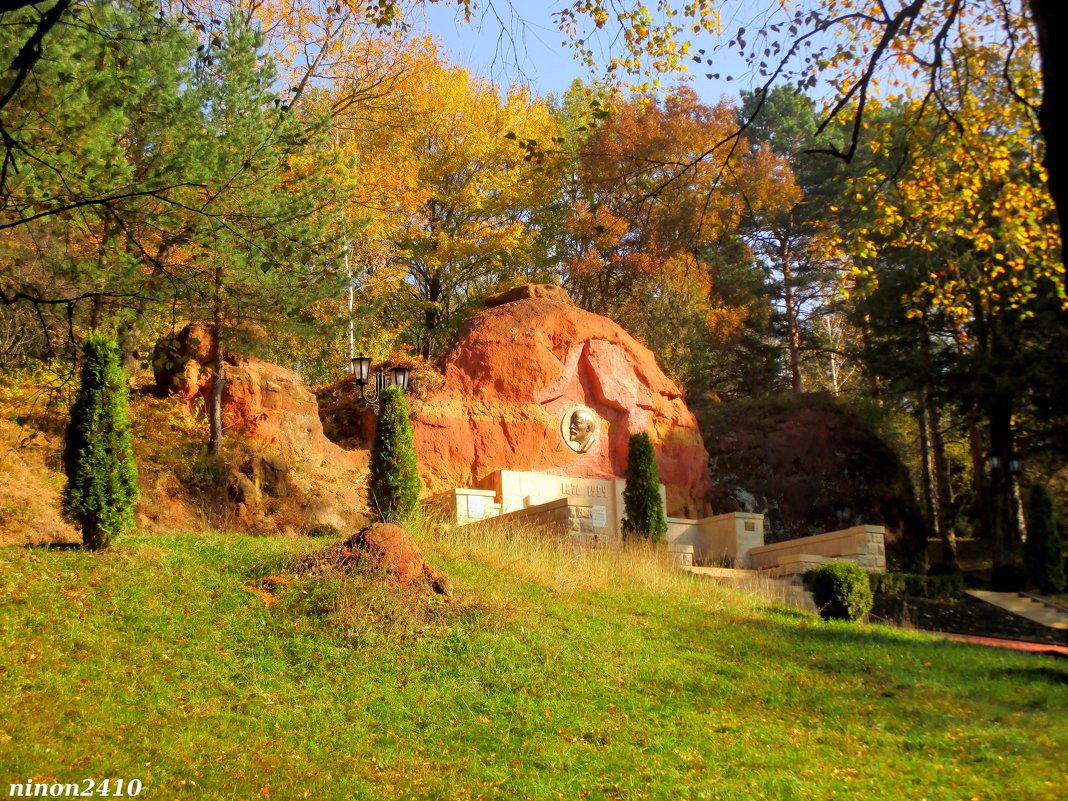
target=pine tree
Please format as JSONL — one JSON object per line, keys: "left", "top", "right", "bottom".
{"left": 621, "top": 432, "right": 667, "bottom": 542}
{"left": 368, "top": 386, "right": 421, "bottom": 523}
{"left": 62, "top": 334, "right": 140, "bottom": 549}
{"left": 1024, "top": 485, "right": 1066, "bottom": 595}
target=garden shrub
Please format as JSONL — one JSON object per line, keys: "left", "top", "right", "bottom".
{"left": 368, "top": 385, "right": 421, "bottom": 523}
{"left": 804, "top": 562, "right": 873, "bottom": 622}
{"left": 61, "top": 334, "right": 139, "bottom": 549}
{"left": 869, "top": 571, "right": 964, "bottom": 600}
{"left": 621, "top": 432, "right": 667, "bottom": 542}
{"left": 1024, "top": 484, "right": 1066, "bottom": 594}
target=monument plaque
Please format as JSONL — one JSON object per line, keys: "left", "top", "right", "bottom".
{"left": 591, "top": 505, "right": 607, "bottom": 528}
{"left": 467, "top": 494, "right": 486, "bottom": 519}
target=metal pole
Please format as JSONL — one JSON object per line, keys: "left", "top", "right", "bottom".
{"left": 345, "top": 242, "right": 354, "bottom": 367}
{"left": 337, "top": 126, "right": 355, "bottom": 370}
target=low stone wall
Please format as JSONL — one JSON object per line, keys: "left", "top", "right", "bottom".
{"left": 468, "top": 496, "right": 620, "bottom": 548}
{"left": 666, "top": 512, "right": 765, "bottom": 567}
{"left": 747, "top": 525, "right": 886, "bottom": 573}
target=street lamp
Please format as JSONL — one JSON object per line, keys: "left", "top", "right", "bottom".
{"left": 351, "top": 355, "right": 410, "bottom": 413}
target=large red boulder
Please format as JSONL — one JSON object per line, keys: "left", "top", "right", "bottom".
{"left": 411, "top": 286, "right": 713, "bottom": 517}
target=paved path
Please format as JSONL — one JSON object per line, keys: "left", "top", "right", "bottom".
{"left": 940, "top": 632, "right": 1068, "bottom": 658}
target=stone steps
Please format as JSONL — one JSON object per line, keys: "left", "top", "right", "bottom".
{"left": 966, "top": 590, "right": 1068, "bottom": 630}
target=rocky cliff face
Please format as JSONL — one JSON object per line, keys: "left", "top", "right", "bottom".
{"left": 411, "top": 286, "right": 713, "bottom": 518}
{"left": 698, "top": 393, "right": 929, "bottom": 567}
{"left": 151, "top": 324, "right": 367, "bottom": 532}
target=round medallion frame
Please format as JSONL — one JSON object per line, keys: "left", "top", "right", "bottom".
{"left": 560, "top": 405, "right": 600, "bottom": 453}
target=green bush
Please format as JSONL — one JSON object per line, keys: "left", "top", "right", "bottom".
{"left": 305, "top": 523, "right": 341, "bottom": 538}
{"left": 868, "top": 571, "right": 964, "bottom": 600}
{"left": 368, "top": 385, "right": 421, "bottom": 523}
{"left": 804, "top": 562, "right": 873, "bottom": 622}
{"left": 61, "top": 334, "right": 140, "bottom": 549}
{"left": 1024, "top": 484, "right": 1066, "bottom": 595}
{"left": 621, "top": 432, "right": 666, "bottom": 543}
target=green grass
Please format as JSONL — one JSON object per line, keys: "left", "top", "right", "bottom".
{"left": 1, "top": 527, "right": 1066, "bottom": 800}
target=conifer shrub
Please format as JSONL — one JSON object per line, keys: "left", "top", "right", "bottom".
{"left": 368, "top": 385, "right": 421, "bottom": 523}
{"left": 1024, "top": 484, "right": 1066, "bottom": 594}
{"left": 804, "top": 562, "right": 873, "bottom": 622}
{"left": 62, "top": 334, "right": 139, "bottom": 550}
{"left": 621, "top": 432, "right": 667, "bottom": 542}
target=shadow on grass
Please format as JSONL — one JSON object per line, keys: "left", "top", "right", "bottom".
{"left": 988, "top": 665, "right": 1068, "bottom": 686}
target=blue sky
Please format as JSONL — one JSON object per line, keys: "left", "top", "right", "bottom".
{"left": 416, "top": 2, "right": 753, "bottom": 105}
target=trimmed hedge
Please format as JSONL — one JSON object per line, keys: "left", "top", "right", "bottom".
{"left": 804, "top": 562, "right": 873, "bottom": 622}
{"left": 368, "top": 385, "right": 421, "bottom": 523}
{"left": 621, "top": 432, "right": 667, "bottom": 543}
{"left": 62, "top": 334, "right": 139, "bottom": 550}
{"left": 868, "top": 571, "right": 965, "bottom": 600}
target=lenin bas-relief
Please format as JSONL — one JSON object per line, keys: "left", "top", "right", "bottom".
{"left": 561, "top": 406, "right": 600, "bottom": 453}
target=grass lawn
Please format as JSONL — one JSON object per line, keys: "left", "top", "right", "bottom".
{"left": 1, "top": 526, "right": 1066, "bottom": 800}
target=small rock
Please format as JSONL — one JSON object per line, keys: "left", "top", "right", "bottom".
{"left": 423, "top": 564, "right": 453, "bottom": 597}
{"left": 228, "top": 471, "right": 259, "bottom": 505}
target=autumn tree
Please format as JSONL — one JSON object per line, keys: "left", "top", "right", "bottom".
{"left": 336, "top": 59, "right": 560, "bottom": 358}
{"left": 848, "top": 38, "right": 1064, "bottom": 587}
{"left": 564, "top": 86, "right": 794, "bottom": 397}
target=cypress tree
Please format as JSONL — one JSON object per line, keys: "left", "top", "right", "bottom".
{"left": 62, "top": 334, "right": 140, "bottom": 549}
{"left": 621, "top": 432, "right": 667, "bottom": 542}
{"left": 1024, "top": 484, "right": 1066, "bottom": 594}
{"left": 368, "top": 385, "right": 422, "bottom": 523}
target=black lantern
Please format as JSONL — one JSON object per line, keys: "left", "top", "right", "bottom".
{"left": 352, "top": 355, "right": 409, "bottom": 413}
{"left": 352, "top": 355, "right": 372, "bottom": 386}
{"left": 391, "top": 365, "right": 411, "bottom": 392}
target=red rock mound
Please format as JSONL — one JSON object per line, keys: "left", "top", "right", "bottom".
{"left": 339, "top": 523, "right": 451, "bottom": 594}
{"left": 411, "top": 285, "right": 712, "bottom": 517}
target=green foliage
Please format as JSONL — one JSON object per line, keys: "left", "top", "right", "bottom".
{"left": 804, "top": 562, "right": 874, "bottom": 622}
{"left": 61, "top": 334, "right": 139, "bottom": 549}
{"left": 621, "top": 432, "right": 666, "bottom": 542}
{"left": 1024, "top": 484, "right": 1067, "bottom": 594}
{"left": 178, "top": 452, "right": 228, "bottom": 494}
{"left": 368, "top": 386, "right": 421, "bottom": 523}
{"left": 2, "top": 531, "right": 1066, "bottom": 800}
{"left": 868, "top": 571, "right": 965, "bottom": 601}
{"left": 305, "top": 523, "right": 341, "bottom": 538}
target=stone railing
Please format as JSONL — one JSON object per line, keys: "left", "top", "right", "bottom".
{"left": 747, "top": 525, "right": 886, "bottom": 574}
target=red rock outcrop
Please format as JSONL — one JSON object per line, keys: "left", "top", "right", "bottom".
{"left": 698, "top": 392, "right": 929, "bottom": 568}
{"left": 411, "top": 286, "right": 713, "bottom": 517}
{"left": 152, "top": 324, "right": 357, "bottom": 470}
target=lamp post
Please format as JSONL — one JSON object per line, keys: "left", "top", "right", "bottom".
{"left": 352, "top": 355, "right": 410, "bottom": 414}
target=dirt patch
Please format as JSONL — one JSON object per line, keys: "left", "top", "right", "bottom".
{"left": 0, "top": 416, "right": 80, "bottom": 547}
